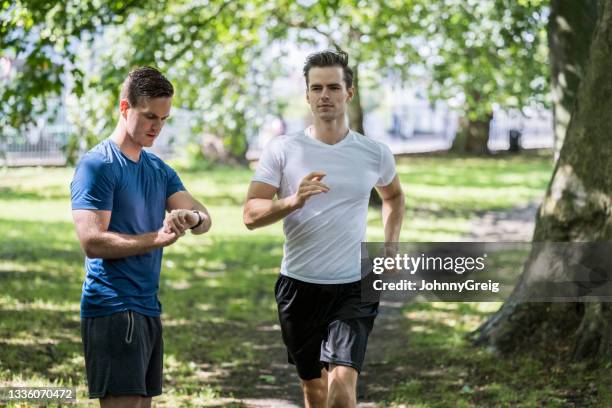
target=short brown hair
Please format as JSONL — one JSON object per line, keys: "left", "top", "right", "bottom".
{"left": 120, "top": 66, "right": 174, "bottom": 107}
{"left": 303, "top": 49, "right": 353, "bottom": 89}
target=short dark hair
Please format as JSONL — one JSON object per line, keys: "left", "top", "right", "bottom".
{"left": 303, "top": 49, "right": 353, "bottom": 89}
{"left": 120, "top": 66, "right": 174, "bottom": 107}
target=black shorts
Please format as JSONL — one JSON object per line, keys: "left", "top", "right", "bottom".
{"left": 275, "top": 275, "right": 379, "bottom": 380}
{"left": 81, "top": 310, "right": 163, "bottom": 399}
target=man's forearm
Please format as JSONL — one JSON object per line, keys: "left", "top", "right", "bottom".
{"left": 244, "top": 196, "right": 298, "bottom": 230}
{"left": 382, "top": 193, "right": 405, "bottom": 243}
{"left": 84, "top": 230, "right": 164, "bottom": 259}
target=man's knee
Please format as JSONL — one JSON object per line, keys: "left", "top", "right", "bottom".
{"left": 328, "top": 386, "right": 356, "bottom": 408}
{"left": 300, "top": 369, "right": 328, "bottom": 407}
{"left": 100, "top": 395, "right": 149, "bottom": 408}
{"left": 327, "top": 365, "right": 358, "bottom": 408}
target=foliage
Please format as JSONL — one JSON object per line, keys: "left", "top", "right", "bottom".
{"left": 1, "top": 0, "right": 550, "bottom": 160}
{"left": 59, "top": 0, "right": 426, "bottom": 157}
{"left": 0, "top": 0, "right": 143, "bottom": 142}
{"left": 80, "top": 0, "right": 288, "bottom": 160}
{"left": 416, "top": 0, "right": 550, "bottom": 120}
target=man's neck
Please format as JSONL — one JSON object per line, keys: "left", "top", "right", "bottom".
{"left": 110, "top": 125, "right": 142, "bottom": 162}
{"left": 311, "top": 118, "right": 350, "bottom": 145}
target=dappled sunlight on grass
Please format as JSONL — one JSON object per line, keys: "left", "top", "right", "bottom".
{"left": 404, "top": 183, "right": 545, "bottom": 212}
{"left": 0, "top": 167, "right": 74, "bottom": 200}
{"left": 5, "top": 153, "right": 597, "bottom": 406}
{"left": 404, "top": 302, "right": 499, "bottom": 338}
{"left": 396, "top": 152, "right": 552, "bottom": 214}
{"left": 368, "top": 210, "right": 472, "bottom": 242}
{"left": 383, "top": 300, "right": 602, "bottom": 407}
{"left": 0, "top": 296, "right": 79, "bottom": 312}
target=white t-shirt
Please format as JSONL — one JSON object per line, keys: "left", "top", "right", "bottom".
{"left": 253, "top": 127, "right": 397, "bottom": 284}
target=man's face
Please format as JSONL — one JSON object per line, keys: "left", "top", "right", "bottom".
{"left": 120, "top": 97, "right": 172, "bottom": 148}
{"left": 306, "top": 66, "right": 353, "bottom": 122}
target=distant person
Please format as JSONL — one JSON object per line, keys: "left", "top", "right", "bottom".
{"left": 389, "top": 112, "right": 403, "bottom": 139}
{"left": 243, "top": 50, "right": 405, "bottom": 407}
{"left": 71, "top": 67, "right": 211, "bottom": 408}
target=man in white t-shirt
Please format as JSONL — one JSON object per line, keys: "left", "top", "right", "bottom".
{"left": 243, "top": 50, "right": 405, "bottom": 408}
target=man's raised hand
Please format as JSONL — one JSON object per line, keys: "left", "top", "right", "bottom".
{"left": 291, "top": 171, "right": 329, "bottom": 209}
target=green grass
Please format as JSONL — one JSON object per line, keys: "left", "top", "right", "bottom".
{"left": 1, "top": 151, "right": 607, "bottom": 406}
{"left": 382, "top": 302, "right": 605, "bottom": 407}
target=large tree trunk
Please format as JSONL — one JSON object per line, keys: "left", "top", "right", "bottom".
{"left": 451, "top": 114, "right": 492, "bottom": 154}
{"left": 472, "top": 0, "right": 612, "bottom": 360}
{"left": 548, "top": 0, "right": 597, "bottom": 161}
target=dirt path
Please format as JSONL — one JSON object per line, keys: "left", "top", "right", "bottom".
{"left": 235, "top": 203, "right": 539, "bottom": 407}
{"left": 465, "top": 202, "right": 538, "bottom": 242}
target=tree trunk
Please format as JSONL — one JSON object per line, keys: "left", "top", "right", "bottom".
{"left": 347, "top": 65, "right": 365, "bottom": 135}
{"left": 451, "top": 114, "right": 492, "bottom": 154}
{"left": 548, "top": 0, "right": 597, "bottom": 161}
{"left": 472, "top": 0, "right": 612, "bottom": 360}
{"left": 347, "top": 62, "right": 383, "bottom": 207}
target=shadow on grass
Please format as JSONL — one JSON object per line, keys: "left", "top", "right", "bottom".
{"left": 4, "top": 218, "right": 593, "bottom": 406}
{"left": 0, "top": 218, "right": 300, "bottom": 404}
{"left": 159, "top": 235, "right": 303, "bottom": 403}
{"left": 382, "top": 302, "right": 602, "bottom": 407}
{"left": 0, "top": 309, "right": 82, "bottom": 384}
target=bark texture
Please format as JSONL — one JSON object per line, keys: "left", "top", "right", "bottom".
{"left": 548, "top": 0, "right": 598, "bottom": 160}
{"left": 451, "top": 115, "right": 492, "bottom": 154}
{"left": 473, "top": 0, "right": 612, "bottom": 360}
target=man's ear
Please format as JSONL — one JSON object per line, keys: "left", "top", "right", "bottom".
{"left": 347, "top": 86, "right": 355, "bottom": 103}
{"left": 119, "top": 99, "right": 130, "bottom": 119}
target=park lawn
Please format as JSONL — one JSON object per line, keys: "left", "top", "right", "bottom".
{"left": 1, "top": 151, "right": 608, "bottom": 407}
{"left": 383, "top": 301, "right": 611, "bottom": 407}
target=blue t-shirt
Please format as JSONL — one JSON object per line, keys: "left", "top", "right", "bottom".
{"left": 71, "top": 139, "right": 185, "bottom": 317}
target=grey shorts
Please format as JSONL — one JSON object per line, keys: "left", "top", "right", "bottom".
{"left": 81, "top": 310, "right": 163, "bottom": 399}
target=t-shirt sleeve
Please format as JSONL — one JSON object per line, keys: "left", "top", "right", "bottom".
{"left": 71, "top": 154, "right": 116, "bottom": 211}
{"left": 376, "top": 142, "right": 397, "bottom": 187}
{"left": 164, "top": 163, "right": 186, "bottom": 199}
{"left": 252, "top": 138, "right": 283, "bottom": 188}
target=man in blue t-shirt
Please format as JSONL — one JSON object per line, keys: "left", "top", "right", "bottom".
{"left": 71, "top": 66, "right": 211, "bottom": 407}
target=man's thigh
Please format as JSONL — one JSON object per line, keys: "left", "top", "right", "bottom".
{"left": 275, "top": 275, "right": 332, "bottom": 380}
{"left": 320, "top": 281, "right": 379, "bottom": 373}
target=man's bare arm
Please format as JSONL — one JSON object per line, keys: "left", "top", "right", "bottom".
{"left": 243, "top": 172, "right": 329, "bottom": 230}
{"left": 376, "top": 175, "right": 405, "bottom": 243}
{"left": 72, "top": 209, "right": 179, "bottom": 259}
{"left": 243, "top": 182, "right": 296, "bottom": 230}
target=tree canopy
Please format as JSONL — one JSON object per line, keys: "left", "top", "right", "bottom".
{"left": 1, "top": 0, "right": 550, "bottom": 160}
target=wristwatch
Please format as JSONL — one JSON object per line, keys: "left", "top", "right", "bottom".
{"left": 190, "top": 210, "right": 204, "bottom": 230}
